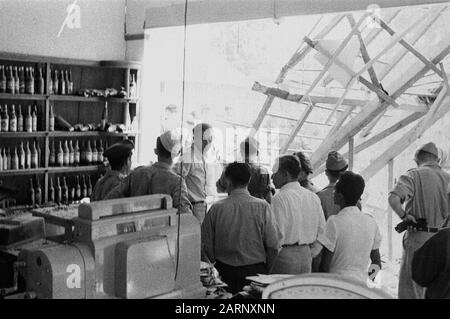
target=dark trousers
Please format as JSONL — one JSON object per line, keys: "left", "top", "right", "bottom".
{"left": 215, "top": 260, "right": 267, "bottom": 294}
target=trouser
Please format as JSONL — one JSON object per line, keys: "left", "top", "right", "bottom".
{"left": 398, "top": 231, "right": 434, "bottom": 299}
{"left": 192, "top": 202, "right": 207, "bottom": 224}
{"left": 270, "top": 244, "right": 312, "bottom": 274}
{"left": 215, "top": 260, "right": 267, "bottom": 294}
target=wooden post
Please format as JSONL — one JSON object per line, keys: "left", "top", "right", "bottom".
{"left": 348, "top": 135, "right": 354, "bottom": 171}
{"left": 387, "top": 159, "right": 394, "bottom": 261}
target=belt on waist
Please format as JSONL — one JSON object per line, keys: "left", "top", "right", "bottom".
{"left": 282, "top": 242, "right": 309, "bottom": 248}
{"left": 191, "top": 200, "right": 206, "bottom": 205}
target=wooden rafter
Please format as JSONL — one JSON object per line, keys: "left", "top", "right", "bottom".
{"left": 360, "top": 6, "right": 446, "bottom": 137}
{"left": 311, "top": 111, "right": 424, "bottom": 177}
{"left": 361, "top": 85, "right": 449, "bottom": 180}
{"left": 310, "top": 43, "right": 450, "bottom": 171}
{"left": 250, "top": 14, "right": 346, "bottom": 135}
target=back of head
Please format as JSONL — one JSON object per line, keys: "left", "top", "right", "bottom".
{"left": 277, "top": 155, "right": 301, "bottom": 179}
{"left": 414, "top": 142, "right": 439, "bottom": 164}
{"left": 157, "top": 130, "right": 182, "bottom": 159}
{"left": 325, "top": 151, "right": 348, "bottom": 179}
{"left": 293, "top": 151, "right": 313, "bottom": 175}
{"left": 104, "top": 140, "right": 134, "bottom": 171}
{"left": 335, "top": 171, "right": 365, "bottom": 206}
{"left": 225, "top": 162, "right": 251, "bottom": 188}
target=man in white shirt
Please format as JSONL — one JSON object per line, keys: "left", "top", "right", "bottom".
{"left": 270, "top": 155, "right": 326, "bottom": 274}
{"left": 319, "top": 171, "right": 382, "bottom": 283}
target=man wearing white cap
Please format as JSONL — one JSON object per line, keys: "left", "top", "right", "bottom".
{"left": 317, "top": 151, "right": 349, "bottom": 220}
{"left": 105, "top": 130, "right": 192, "bottom": 215}
{"left": 91, "top": 140, "right": 134, "bottom": 201}
{"left": 389, "top": 142, "right": 450, "bottom": 299}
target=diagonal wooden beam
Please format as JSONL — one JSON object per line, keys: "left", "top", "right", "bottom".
{"left": 310, "top": 43, "right": 450, "bottom": 171}
{"left": 279, "top": 12, "right": 371, "bottom": 153}
{"left": 250, "top": 14, "right": 346, "bottom": 135}
{"left": 440, "top": 63, "right": 450, "bottom": 100}
{"left": 361, "top": 86, "right": 449, "bottom": 180}
{"left": 311, "top": 111, "right": 424, "bottom": 178}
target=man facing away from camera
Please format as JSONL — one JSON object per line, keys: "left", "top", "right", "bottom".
{"left": 388, "top": 142, "right": 450, "bottom": 299}
{"left": 104, "top": 130, "right": 192, "bottom": 215}
{"left": 270, "top": 155, "right": 325, "bottom": 274}
{"left": 201, "top": 162, "right": 281, "bottom": 294}
{"left": 319, "top": 171, "right": 382, "bottom": 284}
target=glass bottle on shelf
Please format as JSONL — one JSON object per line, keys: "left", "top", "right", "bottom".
{"left": 98, "top": 140, "right": 104, "bottom": 163}
{"left": 36, "top": 139, "right": 42, "bottom": 168}
{"left": 37, "top": 67, "right": 45, "bottom": 95}
{"left": 129, "top": 73, "right": 136, "bottom": 97}
{"left": 1, "top": 104, "right": 8, "bottom": 132}
{"left": 35, "top": 177, "right": 42, "bottom": 206}
{"left": 74, "top": 140, "right": 80, "bottom": 166}
{"left": 31, "top": 140, "right": 38, "bottom": 168}
{"left": 32, "top": 105, "right": 38, "bottom": 132}
{"left": 1, "top": 148, "right": 7, "bottom": 170}
{"left": 81, "top": 175, "right": 87, "bottom": 198}
{"left": 0, "top": 65, "right": 6, "bottom": 93}
{"left": 25, "top": 105, "right": 32, "bottom": 132}
{"left": 59, "top": 70, "right": 65, "bottom": 95}
{"left": 53, "top": 70, "right": 59, "bottom": 95}
{"left": 91, "top": 140, "right": 98, "bottom": 164}
{"left": 29, "top": 178, "right": 35, "bottom": 207}
{"left": 17, "top": 104, "right": 23, "bottom": 132}
{"left": 63, "top": 140, "right": 70, "bottom": 166}
{"left": 19, "top": 66, "right": 25, "bottom": 94}
{"left": 64, "top": 70, "right": 70, "bottom": 95}
{"left": 11, "top": 147, "right": 18, "bottom": 170}
{"left": 68, "top": 70, "right": 73, "bottom": 95}
{"left": 49, "top": 103, "right": 55, "bottom": 131}
{"left": 48, "top": 69, "right": 53, "bottom": 95}
{"left": 57, "top": 140, "right": 64, "bottom": 167}
{"left": 100, "top": 103, "right": 108, "bottom": 131}
{"left": 9, "top": 104, "right": 17, "bottom": 132}
{"left": 69, "top": 140, "right": 74, "bottom": 166}
{"left": 6, "top": 147, "right": 11, "bottom": 170}
{"left": 69, "top": 180, "right": 75, "bottom": 204}
{"left": 0, "top": 148, "right": 2, "bottom": 171}
{"left": 55, "top": 176, "right": 62, "bottom": 205}
{"left": 6, "top": 66, "right": 15, "bottom": 94}
{"left": 26, "top": 67, "right": 34, "bottom": 95}
{"left": 49, "top": 177, "right": 55, "bottom": 203}
{"left": 25, "top": 141, "right": 31, "bottom": 169}
{"left": 87, "top": 175, "right": 93, "bottom": 197}
{"left": 75, "top": 175, "right": 81, "bottom": 200}
{"left": 86, "top": 140, "right": 92, "bottom": 164}
{"left": 14, "top": 66, "right": 20, "bottom": 94}
{"left": 19, "top": 142, "right": 25, "bottom": 169}
{"left": 49, "top": 140, "right": 55, "bottom": 167}
{"left": 62, "top": 176, "right": 69, "bottom": 204}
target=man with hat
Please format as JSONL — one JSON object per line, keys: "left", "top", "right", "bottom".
{"left": 91, "top": 140, "right": 134, "bottom": 201}
{"left": 389, "top": 142, "right": 450, "bottom": 299}
{"left": 216, "top": 136, "right": 273, "bottom": 203}
{"left": 317, "top": 151, "right": 349, "bottom": 220}
{"left": 105, "top": 130, "right": 192, "bottom": 215}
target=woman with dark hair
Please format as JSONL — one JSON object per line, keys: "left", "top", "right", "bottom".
{"left": 293, "top": 151, "right": 320, "bottom": 193}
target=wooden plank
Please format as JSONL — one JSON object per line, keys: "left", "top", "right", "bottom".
{"left": 280, "top": 12, "right": 371, "bottom": 153}
{"left": 440, "top": 63, "right": 450, "bottom": 100}
{"left": 361, "top": 86, "right": 449, "bottom": 180}
{"left": 251, "top": 14, "right": 345, "bottom": 134}
{"left": 310, "top": 43, "right": 450, "bottom": 171}
{"left": 348, "top": 136, "right": 354, "bottom": 170}
{"left": 311, "top": 111, "right": 424, "bottom": 177}
{"left": 387, "top": 159, "right": 394, "bottom": 261}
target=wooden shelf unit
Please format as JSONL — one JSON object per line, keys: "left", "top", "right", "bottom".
{"left": 0, "top": 52, "right": 141, "bottom": 206}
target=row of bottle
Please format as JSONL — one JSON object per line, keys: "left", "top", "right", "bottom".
{"left": 0, "top": 141, "right": 42, "bottom": 170}
{"left": 49, "top": 139, "right": 106, "bottom": 167}
{"left": 29, "top": 175, "right": 93, "bottom": 207}
{"left": 49, "top": 69, "right": 74, "bottom": 95}
{"left": 0, "top": 104, "right": 39, "bottom": 132}
{"left": 0, "top": 65, "right": 44, "bottom": 95}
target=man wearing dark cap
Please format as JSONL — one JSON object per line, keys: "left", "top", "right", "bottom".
{"left": 389, "top": 142, "right": 450, "bottom": 299}
{"left": 174, "top": 123, "right": 222, "bottom": 223}
{"left": 216, "top": 136, "right": 273, "bottom": 203}
{"left": 317, "top": 151, "right": 349, "bottom": 220}
{"left": 293, "top": 151, "right": 320, "bottom": 193}
{"left": 201, "top": 162, "right": 281, "bottom": 294}
{"left": 105, "top": 130, "right": 192, "bottom": 215}
{"left": 91, "top": 140, "right": 134, "bottom": 201}
{"left": 319, "top": 171, "right": 382, "bottom": 283}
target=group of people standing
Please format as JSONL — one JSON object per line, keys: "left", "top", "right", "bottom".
{"left": 90, "top": 122, "right": 450, "bottom": 299}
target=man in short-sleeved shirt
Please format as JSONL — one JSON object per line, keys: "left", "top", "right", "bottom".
{"left": 319, "top": 171, "right": 382, "bottom": 283}
{"left": 202, "top": 162, "right": 281, "bottom": 293}
{"left": 389, "top": 142, "right": 450, "bottom": 299}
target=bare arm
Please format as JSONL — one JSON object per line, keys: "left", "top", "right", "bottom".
{"left": 388, "top": 193, "right": 416, "bottom": 223}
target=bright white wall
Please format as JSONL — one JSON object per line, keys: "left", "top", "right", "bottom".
{"left": 0, "top": 0, "right": 126, "bottom": 60}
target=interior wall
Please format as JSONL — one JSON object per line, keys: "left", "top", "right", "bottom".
{"left": 0, "top": 0, "right": 126, "bottom": 60}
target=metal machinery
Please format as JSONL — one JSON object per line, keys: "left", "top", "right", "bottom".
{"left": 0, "top": 194, "right": 205, "bottom": 299}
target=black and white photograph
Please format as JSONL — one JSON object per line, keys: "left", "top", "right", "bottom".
{"left": 0, "top": 0, "right": 449, "bottom": 308}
